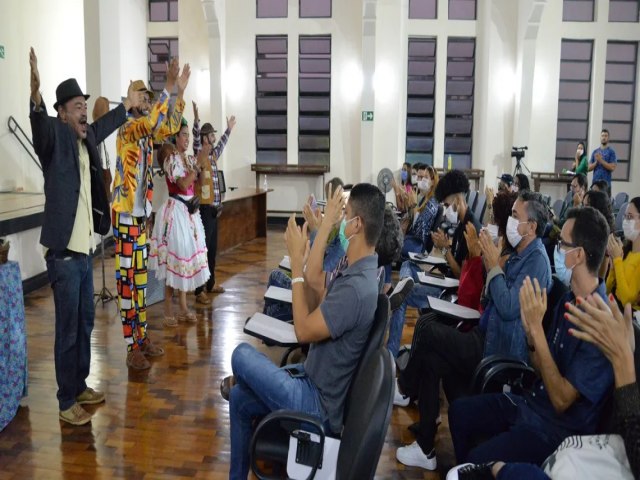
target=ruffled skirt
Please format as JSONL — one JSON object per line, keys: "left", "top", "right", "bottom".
{"left": 149, "top": 197, "right": 210, "bottom": 292}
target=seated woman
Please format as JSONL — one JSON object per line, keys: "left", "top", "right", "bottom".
{"left": 402, "top": 164, "right": 440, "bottom": 256}
{"left": 607, "top": 197, "right": 640, "bottom": 312}
{"left": 149, "top": 140, "right": 210, "bottom": 326}
{"left": 577, "top": 190, "right": 615, "bottom": 280}
{"left": 393, "top": 161, "right": 415, "bottom": 212}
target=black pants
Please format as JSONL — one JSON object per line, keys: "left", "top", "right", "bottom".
{"left": 195, "top": 204, "right": 218, "bottom": 294}
{"left": 398, "top": 314, "right": 485, "bottom": 453}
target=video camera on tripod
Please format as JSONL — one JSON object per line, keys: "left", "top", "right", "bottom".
{"left": 511, "top": 146, "right": 529, "bottom": 175}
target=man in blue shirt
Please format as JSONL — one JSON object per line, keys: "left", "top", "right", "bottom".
{"left": 395, "top": 191, "right": 552, "bottom": 471}
{"left": 449, "top": 206, "right": 613, "bottom": 466}
{"left": 588, "top": 129, "right": 617, "bottom": 190}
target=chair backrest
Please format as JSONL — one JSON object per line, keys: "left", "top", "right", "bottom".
{"left": 467, "top": 190, "right": 478, "bottom": 211}
{"left": 614, "top": 192, "right": 629, "bottom": 212}
{"left": 541, "top": 194, "right": 552, "bottom": 207}
{"left": 473, "top": 193, "right": 487, "bottom": 221}
{"left": 615, "top": 202, "right": 628, "bottom": 232}
{"left": 337, "top": 348, "right": 395, "bottom": 480}
{"left": 552, "top": 199, "right": 564, "bottom": 219}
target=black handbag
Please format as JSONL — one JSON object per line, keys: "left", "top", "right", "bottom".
{"left": 170, "top": 194, "right": 200, "bottom": 214}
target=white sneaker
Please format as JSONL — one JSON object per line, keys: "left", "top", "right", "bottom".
{"left": 446, "top": 463, "right": 474, "bottom": 480}
{"left": 393, "top": 378, "right": 410, "bottom": 407}
{"left": 396, "top": 441, "right": 437, "bottom": 470}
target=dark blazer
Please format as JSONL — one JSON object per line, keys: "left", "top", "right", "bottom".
{"left": 29, "top": 100, "right": 127, "bottom": 251}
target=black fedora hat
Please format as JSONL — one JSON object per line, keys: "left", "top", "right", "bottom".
{"left": 53, "top": 78, "right": 90, "bottom": 110}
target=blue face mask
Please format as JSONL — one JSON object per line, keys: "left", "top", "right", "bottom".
{"left": 401, "top": 170, "right": 408, "bottom": 182}
{"left": 339, "top": 216, "right": 357, "bottom": 252}
{"left": 554, "top": 245, "right": 577, "bottom": 287}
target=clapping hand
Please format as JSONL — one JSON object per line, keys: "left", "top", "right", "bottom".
{"left": 284, "top": 214, "right": 309, "bottom": 267}
{"left": 321, "top": 184, "right": 346, "bottom": 230}
{"left": 125, "top": 81, "right": 145, "bottom": 111}
{"left": 519, "top": 276, "right": 547, "bottom": 340}
{"left": 607, "top": 233, "right": 624, "bottom": 260}
{"left": 479, "top": 228, "right": 500, "bottom": 270}
{"left": 464, "top": 223, "right": 481, "bottom": 258}
{"left": 165, "top": 57, "right": 180, "bottom": 91}
{"left": 302, "top": 200, "right": 322, "bottom": 232}
{"left": 431, "top": 229, "right": 448, "bottom": 250}
{"left": 177, "top": 63, "right": 191, "bottom": 96}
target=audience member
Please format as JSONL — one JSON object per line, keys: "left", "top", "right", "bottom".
{"left": 402, "top": 164, "right": 440, "bottom": 255}
{"left": 591, "top": 179, "right": 610, "bottom": 193}
{"left": 589, "top": 128, "right": 617, "bottom": 191}
{"left": 513, "top": 174, "right": 530, "bottom": 193}
{"left": 572, "top": 141, "right": 588, "bottom": 174}
{"left": 607, "top": 197, "right": 640, "bottom": 311}
{"left": 449, "top": 207, "right": 612, "bottom": 467}
{"left": 557, "top": 173, "right": 587, "bottom": 226}
{"left": 497, "top": 174, "right": 514, "bottom": 193}
{"left": 223, "top": 183, "right": 385, "bottom": 479}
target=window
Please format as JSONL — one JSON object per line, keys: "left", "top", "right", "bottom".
{"left": 148, "top": 38, "right": 179, "bottom": 95}
{"left": 444, "top": 38, "right": 475, "bottom": 169}
{"left": 149, "top": 0, "right": 178, "bottom": 22}
{"left": 299, "top": 0, "right": 331, "bottom": 18}
{"left": 562, "top": 0, "right": 595, "bottom": 21}
{"left": 256, "top": 0, "right": 287, "bottom": 18}
{"left": 603, "top": 41, "right": 637, "bottom": 181}
{"left": 298, "top": 36, "right": 331, "bottom": 167}
{"left": 256, "top": 36, "right": 288, "bottom": 164}
{"left": 406, "top": 38, "right": 437, "bottom": 165}
{"left": 448, "top": 0, "right": 476, "bottom": 20}
{"left": 554, "top": 40, "right": 593, "bottom": 173}
{"left": 609, "top": 0, "right": 640, "bottom": 22}
{"left": 409, "top": 0, "right": 437, "bottom": 19}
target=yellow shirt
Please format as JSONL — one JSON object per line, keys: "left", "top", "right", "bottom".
{"left": 606, "top": 251, "right": 640, "bottom": 309}
{"left": 66, "top": 140, "right": 95, "bottom": 254}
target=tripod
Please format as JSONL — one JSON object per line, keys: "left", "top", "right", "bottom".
{"left": 94, "top": 235, "right": 116, "bottom": 307}
{"left": 513, "top": 157, "right": 530, "bottom": 176}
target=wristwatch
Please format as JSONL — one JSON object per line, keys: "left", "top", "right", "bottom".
{"left": 440, "top": 247, "right": 449, "bottom": 256}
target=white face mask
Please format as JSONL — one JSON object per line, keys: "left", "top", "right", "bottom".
{"left": 417, "top": 179, "right": 429, "bottom": 191}
{"left": 486, "top": 224, "right": 499, "bottom": 244}
{"left": 623, "top": 219, "right": 639, "bottom": 242}
{"left": 411, "top": 174, "right": 418, "bottom": 184}
{"left": 444, "top": 204, "right": 458, "bottom": 224}
{"left": 506, "top": 216, "right": 529, "bottom": 248}
{"left": 554, "top": 244, "right": 578, "bottom": 287}
{"left": 511, "top": 185, "right": 519, "bottom": 193}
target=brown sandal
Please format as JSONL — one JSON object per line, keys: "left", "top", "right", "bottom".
{"left": 163, "top": 315, "right": 178, "bottom": 328}
{"left": 177, "top": 311, "right": 197, "bottom": 323}
{"left": 220, "top": 375, "right": 235, "bottom": 401}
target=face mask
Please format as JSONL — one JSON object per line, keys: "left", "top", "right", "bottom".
{"left": 486, "top": 224, "right": 499, "bottom": 244}
{"left": 577, "top": 148, "right": 584, "bottom": 156}
{"left": 411, "top": 174, "right": 418, "bottom": 184}
{"left": 401, "top": 170, "right": 408, "bottom": 182}
{"left": 417, "top": 179, "right": 429, "bottom": 191}
{"left": 339, "top": 216, "right": 358, "bottom": 251}
{"left": 511, "top": 185, "right": 519, "bottom": 193}
{"left": 444, "top": 204, "right": 458, "bottom": 224}
{"left": 623, "top": 219, "right": 639, "bottom": 242}
{"left": 506, "top": 216, "right": 529, "bottom": 248}
{"left": 554, "top": 245, "right": 579, "bottom": 287}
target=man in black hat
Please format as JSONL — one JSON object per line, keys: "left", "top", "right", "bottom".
{"left": 497, "top": 173, "right": 514, "bottom": 193}
{"left": 191, "top": 101, "right": 236, "bottom": 305}
{"left": 28, "top": 48, "right": 144, "bottom": 425}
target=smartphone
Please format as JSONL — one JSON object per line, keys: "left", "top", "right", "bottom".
{"left": 309, "top": 194, "right": 318, "bottom": 212}
{"left": 425, "top": 270, "right": 445, "bottom": 280}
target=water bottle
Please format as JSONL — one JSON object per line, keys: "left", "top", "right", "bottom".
{"left": 447, "top": 154, "right": 453, "bottom": 170}
{"left": 263, "top": 174, "right": 268, "bottom": 190}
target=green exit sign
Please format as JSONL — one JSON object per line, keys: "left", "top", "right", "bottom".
{"left": 361, "top": 111, "right": 374, "bottom": 121}
{"left": 0, "top": 46, "right": 4, "bottom": 59}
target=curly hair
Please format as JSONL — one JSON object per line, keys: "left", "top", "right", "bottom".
{"left": 435, "top": 169, "right": 470, "bottom": 203}
{"left": 376, "top": 204, "right": 403, "bottom": 266}
{"left": 583, "top": 190, "right": 615, "bottom": 232}
{"left": 493, "top": 191, "right": 518, "bottom": 238}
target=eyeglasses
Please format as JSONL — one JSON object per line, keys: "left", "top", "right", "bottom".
{"left": 557, "top": 237, "right": 578, "bottom": 251}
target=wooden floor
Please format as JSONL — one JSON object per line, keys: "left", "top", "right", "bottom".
{"left": 0, "top": 226, "right": 456, "bottom": 479}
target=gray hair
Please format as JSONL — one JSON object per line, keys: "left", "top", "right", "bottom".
{"left": 519, "top": 191, "right": 549, "bottom": 237}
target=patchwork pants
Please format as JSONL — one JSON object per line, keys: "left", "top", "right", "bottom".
{"left": 113, "top": 211, "right": 148, "bottom": 352}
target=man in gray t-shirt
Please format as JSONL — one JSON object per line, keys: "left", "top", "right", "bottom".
{"left": 226, "top": 183, "right": 385, "bottom": 480}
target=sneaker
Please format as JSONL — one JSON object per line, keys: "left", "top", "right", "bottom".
{"left": 59, "top": 403, "right": 92, "bottom": 426}
{"left": 396, "top": 442, "right": 437, "bottom": 470}
{"left": 195, "top": 291, "right": 212, "bottom": 305}
{"left": 141, "top": 340, "right": 165, "bottom": 357}
{"left": 393, "top": 378, "right": 410, "bottom": 407}
{"left": 76, "top": 387, "right": 105, "bottom": 405}
{"left": 446, "top": 463, "right": 494, "bottom": 480}
{"left": 126, "top": 349, "right": 151, "bottom": 370}
{"left": 389, "top": 277, "right": 415, "bottom": 310}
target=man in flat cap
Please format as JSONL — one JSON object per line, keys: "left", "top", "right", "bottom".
{"left": 111, "top": 58, "right": 191, "bottom": 371}
{"left": 28, "top": 48, "right": 144, "bottom": 425}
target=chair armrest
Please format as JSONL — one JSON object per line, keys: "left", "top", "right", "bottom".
{"left": 480, "top": 363, "right": 537, "bottom": 395}
{"left": 251, "top": 410, "right": 326, "bottom": 480}
{"left": 470, "top": 355, "right": 530, "bottom": 394}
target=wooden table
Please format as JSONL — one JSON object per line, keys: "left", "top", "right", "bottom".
{"left": 218, "top": 188, "right": 271, "bottom": 252}
{"left": 435, "top": 168, "right": 484, "bottom": 190}
{"left": 531, "top": 172, "right": 573, "bottom": 193}
{"left": 0, "top": 192, "right": 45, "bottom": 236}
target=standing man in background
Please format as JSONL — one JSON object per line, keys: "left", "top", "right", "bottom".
{"left": 191, "top": 101, "right": 236, "bottom": 305}
{"left": 111, "top": 58, "right": 191, "bottom": 371}
{"left": 589, "top": 128, "right": 617, "bottom": 194}
{"left": 29, "top": 48, "right": 143, "bottom": 425}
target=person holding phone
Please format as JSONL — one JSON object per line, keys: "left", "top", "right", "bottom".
{"left": 607, "top": 197, "right": 640, "bottom": 311}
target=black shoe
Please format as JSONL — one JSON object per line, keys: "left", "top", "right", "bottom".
{"left": 449, "top": 463, "right": 495, "bottom": 480}
{"left": 389, "top": 277, "right": 415, "bottom": 310}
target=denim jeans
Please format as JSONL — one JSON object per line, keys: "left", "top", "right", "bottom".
{"left": 229, "top": 343, "right": 326, "bottom": 479}
{"left": 46, "top": 250, "right": 95, "bottom": 411}
{"left": 401, "top": 235, "right": 423, "bottom": 259}
{"left": 496, "top": 464, "right": 551, "bottom": 480}
{"left": 387, "top": 260, "right": 442, "bottom": 357}
{"left": 263, "top": 269, "right": 293, "bottom": 321}
{"left": 449, "top": 393, "right": 558, "bottom": 466}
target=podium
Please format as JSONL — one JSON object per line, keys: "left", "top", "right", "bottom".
{"left": 0, "top": 261, "right": 28, "bottom": 431}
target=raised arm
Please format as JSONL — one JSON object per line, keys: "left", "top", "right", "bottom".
{"left": 212, "top": 115, "right": 236, "bottom": 160}
{"left": 28, "top": 48, "right": 54, "bottom": 159}
{"left": 153, "top": 63, "right": 190, "bottom": 141}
